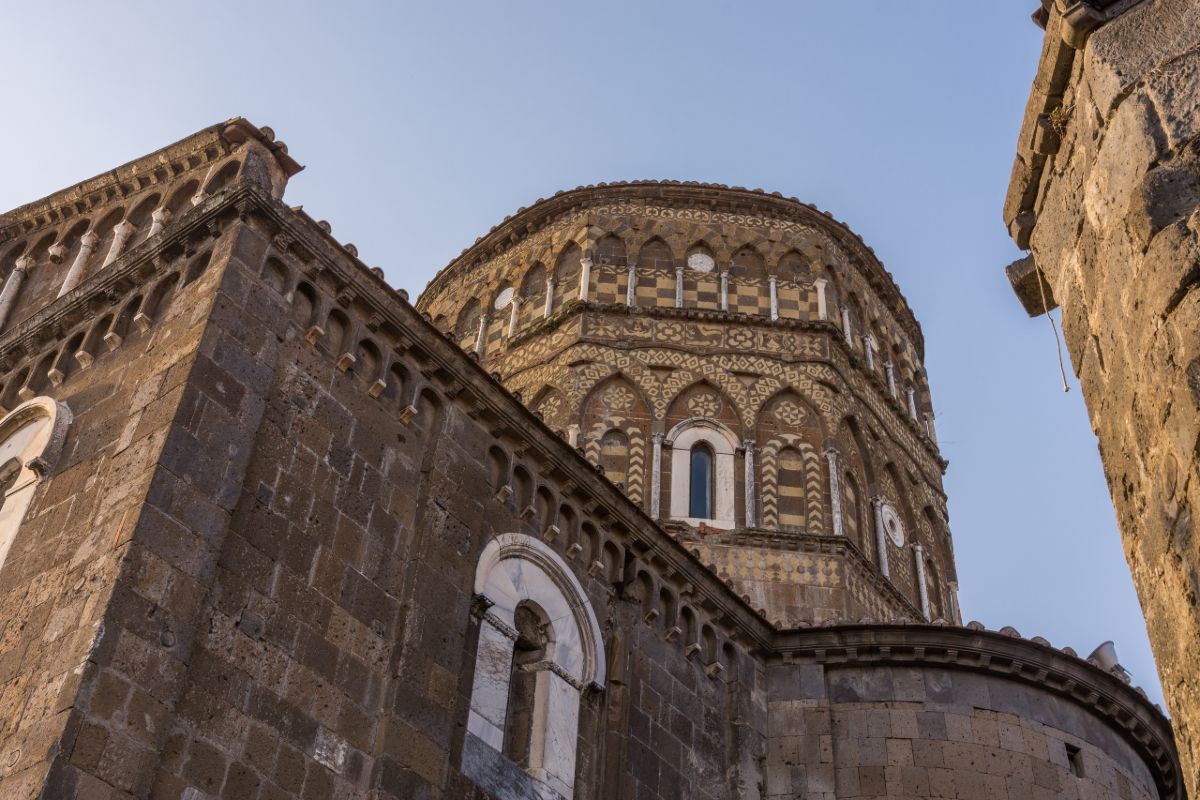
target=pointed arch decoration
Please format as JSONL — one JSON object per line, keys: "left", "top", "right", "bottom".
{"left": 579, "top": 374, "right": 651, "bottom": 504}
{"left": 760, "top": 433, "right": 823, "bottom": 532}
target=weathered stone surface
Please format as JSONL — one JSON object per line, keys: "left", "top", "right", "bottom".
{"left": 1006, "top": 3, "right": 1200, "bottom": 796}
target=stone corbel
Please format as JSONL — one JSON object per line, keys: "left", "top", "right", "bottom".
{"left": 470, "top": 593, "right": 495, "bottom": 620}
{"left": 272, "top": 231, "right": 296, "bottom": 255}
{"left": 1058, "top": 1, "right": 1105, "bottom": 48}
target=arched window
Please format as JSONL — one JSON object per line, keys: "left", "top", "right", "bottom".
{"left": 467, "top": 534, "right": 605, "bottom": 800}
{"left": 689, "top": 443, "right": 714, "bottom": 519}
{"left": 667, "top": 419, "right": 738, "bottom": 529}
{"left": 0, "top": 398, "right": 71, "bottom": 575}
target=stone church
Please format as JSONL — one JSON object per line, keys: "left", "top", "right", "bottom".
{"left": 0, "top": 113, "right": 1183, "bottom": 797}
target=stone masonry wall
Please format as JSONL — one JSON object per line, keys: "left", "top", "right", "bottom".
{"left": 1004, "top": 1, "right": 1200, "bottom": 793}
{"left": 0, "top": 209, "right": 246, "bottom": 797}
{"left": 29, "top": 185, "right": 771, "bottom": 800}
{"left": 766, "top": 662, "right": 1159, "bottom": 799}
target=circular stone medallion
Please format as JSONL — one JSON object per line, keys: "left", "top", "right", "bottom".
{"left": 880, "top": 503, "right": 905, "bottom": 547}
{"left": 687, "top": 251, "right": 715, "bottom": 273}
{"left": 493, "top": 287, "right": 515, "bottom": 310}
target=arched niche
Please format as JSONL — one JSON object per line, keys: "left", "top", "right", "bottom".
{"left": 580, "top": 374, "right": 651, "bottom": 504}
{"left": 468, "top": 533, "right": 605, "bottom": 800}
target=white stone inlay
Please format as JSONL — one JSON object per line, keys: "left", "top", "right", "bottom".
{"left": 687, "top": 251, "right": 715, "bottom": 272}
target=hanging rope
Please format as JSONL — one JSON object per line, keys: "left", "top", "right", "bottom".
{"left": 1034, "top": 259, "right": 1070, "bottom": 393}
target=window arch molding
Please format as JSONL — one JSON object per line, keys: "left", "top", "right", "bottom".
{"left": 467, "top": 533, "right": 605, "bottom": 800}
{"left": 0, "top": 396, "right": 72, "bottom": 574}
{"left": 666, "top": 418, "right": 738, "bottom": 529}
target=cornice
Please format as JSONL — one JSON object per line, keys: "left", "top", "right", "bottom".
{"left": 0, "top": 117, "right": 301, "bottom": 243}
{"left": 419, "top": 181, "right": 925, "bottom": 358}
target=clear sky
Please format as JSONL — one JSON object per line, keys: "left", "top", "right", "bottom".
{"left": 1, "top": 3, "right": 1165, "bottom": 705}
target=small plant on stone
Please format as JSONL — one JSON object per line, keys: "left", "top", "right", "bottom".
{"left": 1048, "top": 105, "right": 1072, "bottom": 137}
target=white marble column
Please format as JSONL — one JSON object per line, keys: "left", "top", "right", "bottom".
{"left": 914, "top": 543, "right": 930, "bottom": 620}
{"left": 841, "top": 307, "right": 853, "bottom": 345}
{"left": 720, "top": 271, "right": 730, "bottom": 312}
{"left": 650, "top": 433, "right": 664, "bottom": 518}
{"left": 948, "top": 580, "right": 961, "bottom": 624}
{"left": 475, "top": 312, "right": 490, "bottom": 356}
{"left": 626, "top": 262, "right": 637, "bottom": 306}
{"left": 825, "top": 447, "right": 842, "bottom": 537}
{"left": 906, "top": 387, "right": 919, "bottom": 420}
{"left": 147, "top": 207, "right": 172, "bottom": 238}
{"left": 768, "top": 276, "right": 779, "bottom": 321}
{"left": 508, "top": 297, "right": 521, "bottom": 337}
{"left": 814, "top": 278, "right": 828, "bottom": 320}
{"left": 579, "top": 257, "right": 592, "bottom": 302}
{"left": 885, "top": 361, "right": 897, "bottom": 397}
{"left": 863, "top": 335, "right": 875, "bottom": 370}
{"left": 872, "top": 496, "right": 890, "bottom": 577}
{"left": 674, "top": 267, "right": 684, "bottom": 309}
{"left": 925, "top": 413, "right": 938, "bottom": 443}
{"left": 544, "top": 278, "right": 555, "bottom": 318}
{"left": 0, "top": 256, "right": 33, "bottom": 332}
{"left": 567, "top": 424, "right": 580, "bottom": 448}
{"left": 57, "top": 231, "right": 99, "bottom": 297}
{"left": 743, "top": 439, "right": 757, "bottom": 529}
{"left": 101, "top": 221, "right": 137, "bottom": 269}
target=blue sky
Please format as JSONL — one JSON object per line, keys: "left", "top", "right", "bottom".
{"left": 1, "top": 3, "right": 1164, "bottom": 705}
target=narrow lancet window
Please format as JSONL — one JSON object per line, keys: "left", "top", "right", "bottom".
{"left": 689, "top": 443, "right": 715, "bottom": 519}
